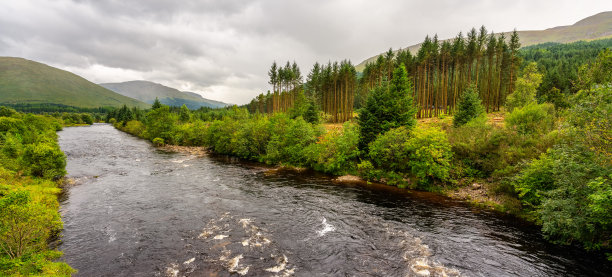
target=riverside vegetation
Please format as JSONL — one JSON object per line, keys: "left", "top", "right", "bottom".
{"left": 0, "top": 107, "right": 82, "bottom": 275}
{"left": 106, "top": 43, "right": 611, "bottom": 259}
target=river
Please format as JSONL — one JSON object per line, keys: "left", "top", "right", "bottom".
{"left": 57, "top": 124, "right": 611, "bottom": 276}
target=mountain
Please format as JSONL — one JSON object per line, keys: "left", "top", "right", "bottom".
{"left": 0, "top": 57, "right": 149, "bottom": 108}
{"left": 356, "top": 11, "right": 612, "bottom": 71}
{"left": 99, "top": 80, "right": 229, "bottom": 109}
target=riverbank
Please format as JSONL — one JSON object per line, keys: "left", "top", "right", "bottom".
{"left": 0, "top": 108, "right": 76, "bottom": 275}
{"left": 149, "top": 132, "right": 517, "bottom": 216}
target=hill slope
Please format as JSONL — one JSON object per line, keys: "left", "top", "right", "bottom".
{"left": 0, "top": 57, "right": 149, "bottom": 108}
{"left": 100, "top": 80, "right": 229, "bottom": 109}
{"left": 356, "top": 11, "right": 612, "bottom": 71}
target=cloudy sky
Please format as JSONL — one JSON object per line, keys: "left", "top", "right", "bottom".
{"left": 1, "top": 0, "right": 610, "bottom": 104}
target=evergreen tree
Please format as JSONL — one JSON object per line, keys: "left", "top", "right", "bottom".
{"left": 453, "top": 84, "right": 484, "bottom": 127}
{"left": 358, "top": 64, "right": 416, "bottom": 152}
{"left": 152, "top": 97, "right": 162, "bottom": 109}
{"left": 179, "top": 104, "right": 190, "bottom": 122}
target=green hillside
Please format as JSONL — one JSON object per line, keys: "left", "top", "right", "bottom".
{"left": 356, "top": 11, "right": 612, "bottom": 71}
{"left": 0, "top": 57, "right": 149, "bottom": 108}
{"left": 100, "top": 80, "right": 229, "bottom": 109}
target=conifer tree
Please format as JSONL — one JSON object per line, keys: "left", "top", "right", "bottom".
{"left": 358, "top": 64, "right": 416, "bottom": 152}
{"left": 152, "top": 98, "right": 162, "bottom": 109}
{"left": 453, "top": 84, "right": 484, "bottom": 127}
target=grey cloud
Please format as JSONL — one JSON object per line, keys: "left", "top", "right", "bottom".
{"left": 1, "top": 0, "right": 610, "bottom": 104}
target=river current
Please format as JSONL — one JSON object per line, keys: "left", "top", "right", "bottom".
{"left": 58, "top": 124, "right": 611, "bottom": 276}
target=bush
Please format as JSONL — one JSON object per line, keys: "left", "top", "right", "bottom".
{"left": 21, "top": 143, "right": 66, "bottom": 179}
{"left": 80, "top": 113, "right": 94, "bottom": 125}
{"left": 230, "top": 116, "right": 272, "bottom": 160}
{"left": 205, "top": 119, "right": 239, "bottom": 155}
{"left": 0, "top": 117, "right": 26, "bottom": 134}
{"left": 122, "top": 120, "right": 145, "bottom": 137}
{"left": 305, "top": 122, "right": 360, "bottom": 175}
{"left": 512, "top": 152, "right": 555, "bottom": 209}
{"left": 368, "top": 126, "right": 452, "bottom": 185}
{"left": 145, "top": 106, "right": 177, "bottom": 144}
{"left": 506, "top": 62, "right": 542, "bottom": 111}
{"left": 172, "top": 123, "right": 195, "bottom": 146}
{"left": 505, "top": 103, "right": 555, "bottom": 135}
{"left": 0, "top": 191, "right": 62, "bottom": 259}
{"left": 188, "top": 121, "right": 209, "bottom": 147}
{"left": 0, "top": 106, "right": 17, "bottom": 117}
{"left": 368, "top": 126, "right": 411, "bottom": 172}
{"left": 537, "top": 144, "right": 611, "bottom": 251}
{"left": 265, "top": 116, "right": 318, "bottom": 166}
{"left": 404, "top": 126, "right": 453, "bottom": 183}
{"left": 453, "top": 84, "right": 485, "bottom": 127}
{"left": 357, "top": 160, "right": 381, "bottom": 181}
{"left": 152, "top": 137, "right": 165, "bottom": 146}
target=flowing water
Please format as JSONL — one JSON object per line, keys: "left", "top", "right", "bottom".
{"left": 58, "top": 124, "right": 611, "bottom": 276}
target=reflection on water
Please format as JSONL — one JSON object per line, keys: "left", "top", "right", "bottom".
{"left": 58, "top": 124, "right": 611, "bottom": 276}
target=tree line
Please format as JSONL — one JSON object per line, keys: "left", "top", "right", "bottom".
{"left": 361, "top": 27, "right": 521, "bottom": 117}
{"left": 248, "top": 59, "right": 358, "bottom": 123}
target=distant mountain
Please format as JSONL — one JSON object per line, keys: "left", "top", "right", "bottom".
{"left": 100, "top": 80, "right": 229, "bottom": 109}
{"left": 356, "top": 11, "right": 612, "bottom": 71}
{"left": 0, "top": 57, "right": 149, "bottom": 108}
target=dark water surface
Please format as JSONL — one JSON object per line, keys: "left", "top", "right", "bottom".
{"left": 58, "top": 124, "right": 611, "bottom": 276}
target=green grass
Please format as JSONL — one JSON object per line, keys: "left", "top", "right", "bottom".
{"left": 0, "top": 57, "right": 149, "bottom": 108}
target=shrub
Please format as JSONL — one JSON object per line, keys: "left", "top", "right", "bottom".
{"left": 449, "top": 119, "right": 507, "bottom": 177}
{"left": 537, "top": 144, "right": 611, "bottom": 251}
{"left": 453, "top": 84, "right": 485, "bottom": 127}
{"left": 505, "top": 103, "right": 555, "bottom": 135}
{"left": 188, "top": 121, "right": 209, "bottom": 147}
{"left": 152, "top": 137, "right": 165, "bottom": 146}
{"left": 21, "top": 143, "right": 66, "bottom": 179}
{"left": 368, "top": 126, "right": 452, "bottom": 185}
{"left": 506, "top": 62, "right": 542, "bottom": 111}
{"left": 357, "top": 160, "right": 380, "bottom": 181}
{"left": 0, "top": 107, "right": 17, "bottom": 117}
{"left": 123, "top": 120, "right": 145, "bottom": 137}
{"left": 305, "top": 122, "right": 360, "bottom": 175}
{"left": 0, "top": 117, "right": 26, "bottom": 133}
{"left": 512, "top": 152, "right": 555, "bottom": 209}
{"left": 0, "top": 191, "right": 62, "bottom": 259}
{"left": 368, "top": 126, "right": 411, "bottom": 172}
{"left": 172, "top": 123, "right": 195, "bottom": 146}
{"left": 145, "top": 106, "right": 177, "bottom": 144}
{"left": 265, "top": 116, "right": 318, "bottom": 166}
{"left": 205, "top": 119, "right": 239, "bottom": 155}
{"left": 230, "top": 116, "right": 272, "bottom": 160}
{"left": 80, "top": 113, "right": 94, "bottom": 125}
{"left": 404, "top": 126, "right": 453, "bottom": 183}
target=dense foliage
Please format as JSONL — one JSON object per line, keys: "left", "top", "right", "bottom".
{"left": 510, "top": 49, "right": 612, "bottom": 257}
{"left": 105, "top": 42, "right": 612, "bottom": 260}
{"left": 358, "top": 64, "right": 417, "bottom": 152}
{"left": 0, "top": 107, "right": 75, "bottom": 275}
{"left": 520, "top": 38, "right": 612, "bottom": 97}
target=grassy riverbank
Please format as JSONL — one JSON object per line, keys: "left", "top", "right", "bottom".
{"left": 0, "top": 107, "right": 77, "bottom": 276}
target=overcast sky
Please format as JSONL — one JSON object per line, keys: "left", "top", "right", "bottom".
{"left": 1, "top": 0, "right": 610, "bottom": 104}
